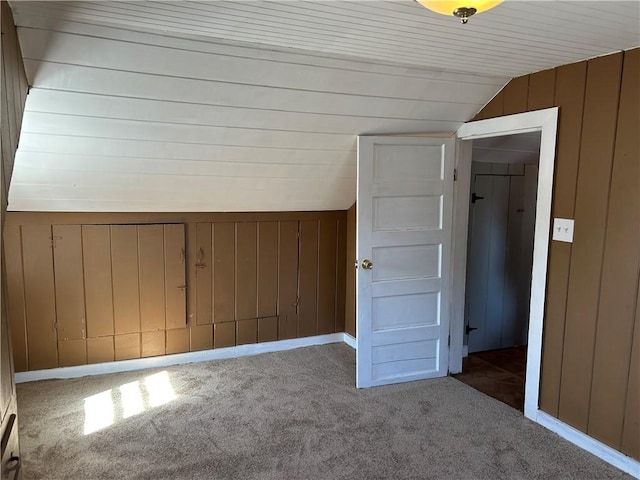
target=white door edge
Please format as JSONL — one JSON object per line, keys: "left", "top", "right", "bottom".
{"left": 452, "top": 107, "right": 559, "bottom": 421}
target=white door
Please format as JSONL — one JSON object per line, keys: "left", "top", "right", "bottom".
{"left": 356, "top": 136, "right": 455, "bottom": 388}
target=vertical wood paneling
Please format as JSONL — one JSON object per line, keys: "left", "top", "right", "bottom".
{"left": 7, "top": 212, "right": 345, "bottom": 371}
{"left": 318, "top": 218, "right": 337, "bottom": 334}
{"left": 58, "top": 339, "right": 86, "bottom": 367}
{"left": 335, "top": 214, "right": 347, "bottom": 333}
{"left": 235, "top": 222, "right": 257, "bottom": 321}
{"left": 111, "top": 225, "right": 141, "bottom": 334}
{"left": 164, "top": 224, "right": 186, "bottom": 329}
{"left": 502, "top": 76, "right": 529, "bottom": 115}
{"left": 114, "top": 333, "right": 140, "bottom": 360}
{"left": 257, "top": 221, "right": 278, "bottom": 318}
{"left": 257, "top": 316, "right": 278, "bottom": 343}
{"left": 186, "top": 223, "right": 197, "bottom": 324}
{"left": 587, "top": 48, "right": 639, "bottom": 450}
{"left": 21, "top": 225, "right": 58, "bottom": 369}
{"left": 82, "top": 225, "right": 114, "bottom": 337}
{"left": 527, "top": 68, "right": 556, "bottom": 111}
{"left": 539, "top": 61, "right": 587, "bottom": 416}
{"left": 141, "top": 330, "right": 165, "bottom": 357}
{"left": 298, "top": 220, "right": 318, "bottom": 338}
{"left": 213, "top": 222, "right": 235, "bottom": 323}
{"left": 190, "top": 324, "right": 213, "bottom": 351}
{"left": 138, "top": 224, "right": 166, "bottom": 331}
{"left": 278, "top": 221, "right": 298, "bottom": 339}
{"left": 52, "top": 225, "right": 86, "bottom": 340}
{"left": 166, "top": 328, "right": 189, "bottom": 354}
{"left": 3, "top": 226, "right": 27, "bottom": 372}
{"left": 621, "top": 289, "right": 639, "bottom": 459}
{"left": 87, "top": 336, "right": 114, "bottom": 364}
{"left": 214, "top": 322, "right": 235, "bottom": 348}
{"left": 236, "top": 318, "right": 257, "bottom": 345}
{"left": 345, "top": 204, "right": 356, "bottom": 337}
{"left": 195, "top": 223, "right": 212, "bottom": 325}
{"left": 558, "top": 52, "right": 623, "bottom": 431}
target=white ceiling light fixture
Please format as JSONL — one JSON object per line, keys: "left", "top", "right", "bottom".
{"left": 416, "top": 0, "right": 504, "bottom": 23}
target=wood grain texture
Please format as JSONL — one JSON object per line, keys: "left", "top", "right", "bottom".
{"left": 111, "top": 225, "right": 141, "bottom": 334}
{"left": 52, "top": 225, "right": 86, "bottom": 340}
{"left": 257, "top": 222, "right": 278, "bottom": 318}
{"left": 3, "top": 226, "right": 27, "bottom": 372}
{"left": 235, "top": 222, "right": 257, "bottom": 321}
{"left": 164, "top": 224, "right": 186, "bottom": 329}
{"left": 82, "top": 225, "right": 114, "bottom": 337}
{"left": 213, "top": 222, "right": 235, "bottom": 323}
{"left": 138, "top": 225, "right": 166, "bottom": 331}
{"left": 558, "top": 52, "right": 623, "bottom": 431}
{"left": 195, "top": 223, "right": 212, "bottom": 325}
{"left": 298, "top": 220, "right": 318, "bottom": 338}
{"left": 318, "top": 218, "right": 337, "bottom": 334}
{"left": 278, "top": 221, "right": 299, "bottom": 340}
{"left": 587, "top": 48, "right": 639, "bottom": 450}
{"left": 539, "top": 61, "right": 587, "bottom": 416}
{"left": 21, "top": 225, "right": 58, "bottom": 369}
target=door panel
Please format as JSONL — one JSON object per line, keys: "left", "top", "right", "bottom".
{"left": 357, "top": 136, "right": 454, "bottom": 388}
{"left": 52, "top": 225, "right": 86, "bottom": 341}
{"left": 164, "top": 224, "right": 186, "bottom": 329}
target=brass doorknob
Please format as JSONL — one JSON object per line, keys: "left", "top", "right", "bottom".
{"left": 361, "top": 259, "right": 374, "bottom": 270}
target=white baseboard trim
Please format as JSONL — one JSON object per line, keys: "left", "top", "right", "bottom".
{"left": 15, "top": 333, "right": 345, "bottom": 383}
{"left": 343, "top": 333, "right": 356, "bottom": 349}
{"left": 535, "top": 410, "right": 640, "bottom": 478}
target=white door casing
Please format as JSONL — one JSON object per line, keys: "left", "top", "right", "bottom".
{"left": 356, "top": 136, "right": 454, "bottom": 388}
{"left": 454, "top": 108, "right": 558, "bottom": 418}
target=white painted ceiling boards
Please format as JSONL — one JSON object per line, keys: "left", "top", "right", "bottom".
{"left": 8, "top": 1, "right": 640, "bottom": 212}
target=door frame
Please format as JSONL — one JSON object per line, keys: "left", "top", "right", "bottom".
{"left": 450, "top": 107, "right": 559, "bottom": 420}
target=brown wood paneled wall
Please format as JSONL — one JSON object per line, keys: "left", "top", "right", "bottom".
{"left": 4, "top": 211, "right": 347, "bottom": 372}
{"left": 345, "top": 203, "right": 356, "bottom": 338}
{"left": 1, "top": 2, "right": 28, "bottom": 475}
{"left": 474, "top": 48, "right": 639, "bottom": 460}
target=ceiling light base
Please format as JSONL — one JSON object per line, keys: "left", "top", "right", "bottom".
{"left": 453, "top": 7, "right": 477, "bottom": 24}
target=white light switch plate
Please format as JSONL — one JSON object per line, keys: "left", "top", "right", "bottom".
{"left": 553, "top": 218, "right": 574, "bottom": 243}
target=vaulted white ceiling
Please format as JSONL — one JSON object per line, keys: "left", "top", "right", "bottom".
{"left": 8, "top": 1, "right": 640, "bottom": 212}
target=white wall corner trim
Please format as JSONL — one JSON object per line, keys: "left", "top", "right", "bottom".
{"left": 535, "top": 411, "right": 640, "bottom": 479}
{"left": 15, "top": 333, "right": 346, "bottom": 383}
{"left": 343, "top": 333, "right": 357, "bottom": 349}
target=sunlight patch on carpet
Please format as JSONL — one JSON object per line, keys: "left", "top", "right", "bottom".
{"left": 83, "top": 370, "right": 177, "bottom": 435}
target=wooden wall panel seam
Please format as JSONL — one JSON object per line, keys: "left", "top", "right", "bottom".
{"left": 616, "top": 270, "right": 640, "bottom": 447}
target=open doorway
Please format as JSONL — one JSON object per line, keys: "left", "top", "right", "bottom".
{"left": 453, "top": 132, "right": 541, "bottom": 412}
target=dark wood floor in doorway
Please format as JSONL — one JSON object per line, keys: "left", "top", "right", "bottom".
{"left": 453, "top": 346, "right": 527, "bottom": 412}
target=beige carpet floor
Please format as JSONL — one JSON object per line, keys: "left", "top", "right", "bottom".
{"left": 17, "top": 343, "right": 632, "bottom": 479}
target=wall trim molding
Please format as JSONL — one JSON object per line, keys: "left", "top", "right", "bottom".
{"left": 535, "top": 411, "right": 640, "bottom": 478}
{"left": 343, "top": 333, "right": 356, "bottom": 349}
{"left": 15, "top": 333, "right": 345, "bottom": 383}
